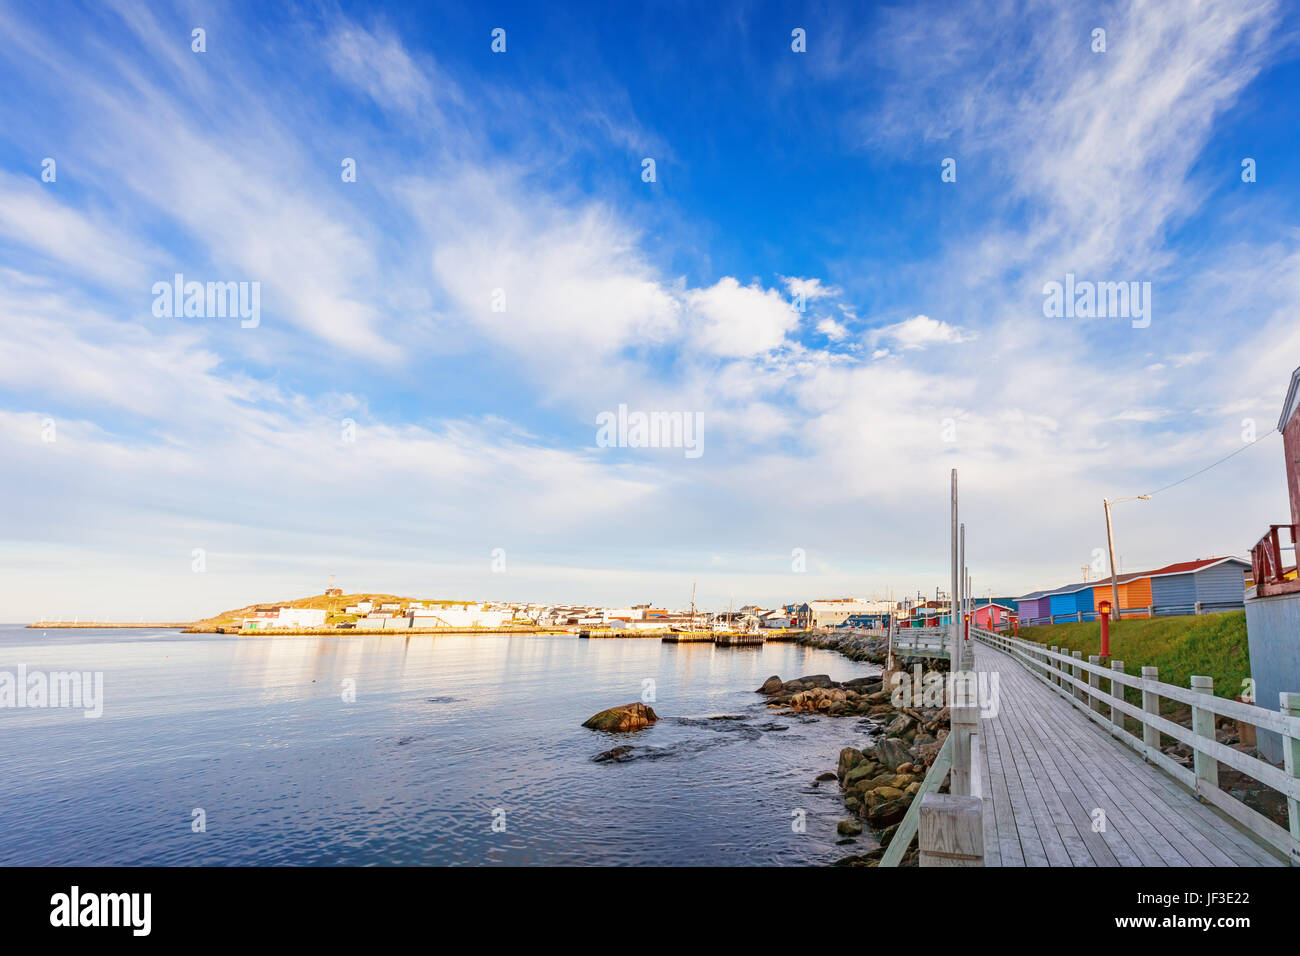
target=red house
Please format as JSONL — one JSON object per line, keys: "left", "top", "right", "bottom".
{"left": 1251, "top": 365, "right": 1300, "bottom": 596}
{"left": 972, "top": 602, "right": 1014, "bottom": 630}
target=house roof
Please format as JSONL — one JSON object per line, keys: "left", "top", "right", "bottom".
{"left": 1021, "top": 557, "right": 1250, "bottom": 601}
{"left": 1141, "top": 556, "right": 1249, "bottom": 578}
{"left": 1280, "top": 365, "right": 1300, "bottom": 432}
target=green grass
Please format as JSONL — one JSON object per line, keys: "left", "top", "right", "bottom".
{"left": 1018, "top": 611, "right": 1251, "bottom": 701}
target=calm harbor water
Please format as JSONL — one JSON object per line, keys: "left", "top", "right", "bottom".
{"left": 0, "top": 625, "right": 879, "bottom": 866}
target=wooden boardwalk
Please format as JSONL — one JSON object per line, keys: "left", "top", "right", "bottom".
{"left": 973, "top": 641, "right": 1285, "bottom": 867}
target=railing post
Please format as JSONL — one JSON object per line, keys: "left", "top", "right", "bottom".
{"left": 1072, "top": 650, "right": 1083, "bottom": 700}
{"left": 949, "top": 705, "right": 979, "bottom": 797}
{"left": 1281, "top": 692, "right": 1300, "bottom": 865}
{"left": 1191, "top": 676, "right": 1219, "bottom": 792}
{"left": 918, "top": 793, "right": 984, "bottom": 867}
{"left": 1050, "top": 646, "right": 1060, "bottom": 687}
{"left": 1088, "top": 654, "right": 1102, "bottom": 712}
{"left": 1110, "top": 660, "right": 1124, "bottom": 734}
{"left": 1141, "top": 665, "right": 1160, "bottom": 753}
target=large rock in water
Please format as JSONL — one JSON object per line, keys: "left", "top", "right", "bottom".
{"left": 758, "top": 675, "right": 784, "bottom": 695}
{"left": 582, "top": 702, "right": 659, "bottom": 732}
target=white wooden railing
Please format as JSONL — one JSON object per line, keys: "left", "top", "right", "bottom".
{"left": 891, "top": 626, "right": 949, "bottom": 660}
{"left": 970, "top": 625, "right": 1300, "bottom": 864}
{"left": 880, "top": 702, "right": 982, "bottom": 867}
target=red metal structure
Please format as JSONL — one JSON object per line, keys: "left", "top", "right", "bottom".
{"left": 1251, "top": 367, "right": 1300, "bottom": 597}
{"left": 1097, "top": 600, "right": 1112, "bottom": 657}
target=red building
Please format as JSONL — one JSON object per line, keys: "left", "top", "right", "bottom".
{"left": 972, "top": 602, "right": 1015, "bottom": 630}
{"left": 1251, "top": 365, "right": 1300, "bottom": 596}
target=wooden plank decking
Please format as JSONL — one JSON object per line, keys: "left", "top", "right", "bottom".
{"left": 973, "top": 641, "right": 1286, "bottom": 866}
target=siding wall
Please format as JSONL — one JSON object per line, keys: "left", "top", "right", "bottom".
{"left": 1119, "top": 577, "right": 1152, "bottom": 609}
{"left": 1019, "top": 597, "right": 1048, "bottom": 620}
{"left": 1048, "top": 593, "right": 1076, "bottom": 616}
{"left": 1286, "top": 405, "right": 1300, "bottom": 527}
{"left": 1194, "top": 563, "right": 1248, "bottom": 605}
{"left": 1152, "top": 573, "right": 1196, "bottom": 613}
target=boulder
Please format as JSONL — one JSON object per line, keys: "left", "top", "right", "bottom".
{"left": 872, "top": 736, "right": 914, "bottom": 771}
{"left": 582, "top": 702, "right": 659, "bottom": 731}
{"left": 868, "top": 798, "right": 908, "bottom": 829}
{"left": 838, "top": 747, "right": 865, "bottom": 777}
{"left": 837, "top": 818, "right": 863, "bottom": 837}
{"left": 788, "top": 674, "right": 835, "bottom": 690}
{"left": 758, "top": 675, "right": 785, "bottom": 695}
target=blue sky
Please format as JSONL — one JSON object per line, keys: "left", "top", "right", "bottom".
{"left": 2, "top": 0, "right": 1299, "bottom": 620}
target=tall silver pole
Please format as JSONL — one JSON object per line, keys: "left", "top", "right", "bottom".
{"left": 959, "top": 522, "right": 966, "bottom": 669}
{"left": 950, "top": 469, "right": 960, "bottom": 670}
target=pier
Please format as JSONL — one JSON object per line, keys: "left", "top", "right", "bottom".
{"left": 882, "top": 624, "right": 1297, "bottom": 866}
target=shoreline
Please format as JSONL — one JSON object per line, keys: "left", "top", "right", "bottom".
{"left": 785, "top": 629, "right": 951, "bottom": 867}
{"left": 28, "top": 622, "right": 195, "bottom": 629}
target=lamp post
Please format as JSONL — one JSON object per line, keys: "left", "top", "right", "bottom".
{"left": 1098, "top": 600, "right": 1112, "bottom": 657}
{"left": 1103, "top": 495, "right": 1150, "bottom": 622}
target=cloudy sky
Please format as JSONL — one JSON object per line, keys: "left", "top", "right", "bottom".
{"left": 2, "top": 0, "right": 1299, "bottom": 621}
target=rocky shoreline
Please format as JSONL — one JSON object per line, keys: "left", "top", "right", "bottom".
{"left": 752, "top": 629, "right": 953, "bottom": 866}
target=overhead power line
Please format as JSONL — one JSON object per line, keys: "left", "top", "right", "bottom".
{"left": 1147, "top": 427, "right": 1278, "bottom": 498}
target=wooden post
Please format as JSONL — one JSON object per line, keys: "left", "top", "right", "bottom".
{"left": 1072, "top": 650, "right": 1083, "bottom": 701}
{"left": 1191, "top": 675, "right": 1219, "bottom": 791}
{"left": 1281, "top": 692, "right": 1300, "bottom": 865}
{"left": 1050, "top": 646, "right": 1060, "bottom": 687}
{"left": 886, "top": 617, "right": 895, "bottom": 674}
{"left": 1088, "top": 654, "right": 1102, "bottom": 712}
{"left": 949, "top": 705, "right": 979, "bottom": 797}
{"left": 1110, "top": 660, "right": 1124, "bottom": 734}
{"left": 918, "top": 793, "right": 984, "bottom": 866}
{"left": 1195, "top": 601, "right": 1203, "bottom": 616}
{"left": 1141, "top": 665, "right": 1160, "bottom": 752}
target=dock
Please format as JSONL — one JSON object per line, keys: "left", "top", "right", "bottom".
{"left": 880, "top": 625, "right": 1296, "bottom": 866}
{"left": 713, "top": 633, "right": 765, "bottom": 646}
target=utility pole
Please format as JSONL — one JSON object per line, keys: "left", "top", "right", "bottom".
{"left": 1104, "top": 495, "right": 1150, "bottom": 622}
{"left": 1104, "top": 499, "right": 1119, "bottom": 622}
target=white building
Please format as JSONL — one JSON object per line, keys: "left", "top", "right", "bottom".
{"left": 274, "top": 607, "right": 327, "bottom": 628}
{"left": 410, "top": 604, "right": 511, "bottom": 628}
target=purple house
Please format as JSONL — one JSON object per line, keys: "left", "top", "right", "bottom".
{"left": 1015, "top": 589, "right": 1053, "bottom": 623}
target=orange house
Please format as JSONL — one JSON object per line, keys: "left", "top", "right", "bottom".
{"left": 1091, "top": 573, "right": 1152, "bottom": 618}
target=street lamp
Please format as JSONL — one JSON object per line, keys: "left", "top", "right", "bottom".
{"left": 1103, "top": 495, "right": 1150, "bottom": 622}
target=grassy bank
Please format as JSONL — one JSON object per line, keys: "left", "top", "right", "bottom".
{"left": 1018, "top": 611, "right": 1250, "bottom": 700}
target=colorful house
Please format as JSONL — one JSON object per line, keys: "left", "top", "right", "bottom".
{"left": 1245, "top": 364, "right": 1300, "bottom": 762}
{"left": 1046, "top": 581, "right": 1095, "bottom": 619}
{"left": 971, "top": 602, "right": 1015, "bottom": 629}
{"left": 1014, "top": 590, "right": 1053, "bottom": 623}
{"left": 1091, "top": 572, "right": 1151, "bottom": 618}
{"left": 1148, "top": 557, "right": 1249, "bottom": 614}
